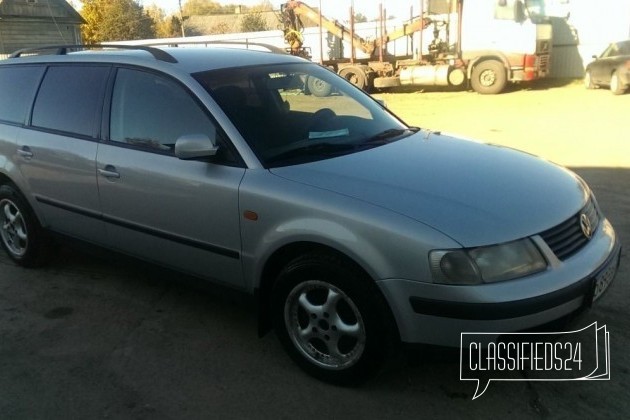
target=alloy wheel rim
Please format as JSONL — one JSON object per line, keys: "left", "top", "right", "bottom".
{"left": 0, "top": 199, "right": 28, "bottom": 257}
{"left": 284, "top": 280, "right": 366, "bottom": 370}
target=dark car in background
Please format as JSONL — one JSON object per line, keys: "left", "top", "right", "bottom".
{"left": 584, "top": 40, "right": 630, "bottom": 94}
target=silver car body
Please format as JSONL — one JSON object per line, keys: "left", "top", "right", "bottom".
{"left": 0, "top": 47, "right": 620, "bottom": 353}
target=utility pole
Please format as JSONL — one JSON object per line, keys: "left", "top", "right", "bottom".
{"left": 178, "top": 0, "right": 186, "bottom": 37}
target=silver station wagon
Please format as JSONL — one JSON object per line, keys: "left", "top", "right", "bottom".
{"left": 0, "top": 45, "right": 621, "bottom": 384}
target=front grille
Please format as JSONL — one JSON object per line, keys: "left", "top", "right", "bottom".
{"left": 539, "top": 198, "right": 599, "bottom": 261}
{"left": 538, "top": 54, "right": 550, "bottom": 73}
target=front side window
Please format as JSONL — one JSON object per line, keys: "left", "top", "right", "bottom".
{"left": 194, "top": 63, "right": 411, "bottom": 167}
{"left": 110, "top": 68, "right": 217, "bottom": 154}
{"left": 31, "top": 65, "right": 109, "bottom": 137}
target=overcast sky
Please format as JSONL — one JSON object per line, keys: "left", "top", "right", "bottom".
{"left": 139, "top": 1, "right": 424, "bottom": 21}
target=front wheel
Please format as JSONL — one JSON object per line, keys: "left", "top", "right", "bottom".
{"left": 610, "top": 71, "right": 626, "bottom": 95}
{"left": 584, "top": 69, "right": 596, "bottom": 89}
{"left": 272, "top": 253, "right": 394, "bottom": 384}
{"left": 471, "top": 60, "right": 507, "bottom": 94}
{"left": 0, "top": 184, "right": 48, "bottom": 267}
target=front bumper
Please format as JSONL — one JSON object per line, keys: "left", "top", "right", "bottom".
{"left": 377, "top": 219, "right": 620, "bottom": 347}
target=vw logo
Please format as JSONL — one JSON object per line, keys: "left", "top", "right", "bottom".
{"left": 580, "top": 213, "right": 593, "bottom": 239}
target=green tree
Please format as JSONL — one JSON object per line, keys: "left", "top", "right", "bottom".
{"left": 240, "top": 11, "right": 269, "bottom": 32}
{"left": 81, "top": 0, "right": 156, "bottom": 43}
{"left": 354, "top": 13, "right": 368, "bottom": 23}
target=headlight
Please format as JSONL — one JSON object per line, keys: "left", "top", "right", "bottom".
{"left": 429, "top": 239, "right": 547, "bottom": 285}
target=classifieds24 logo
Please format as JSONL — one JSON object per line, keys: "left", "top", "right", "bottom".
{"left": 460, "top": 322, "right": 610, "bottom": 399}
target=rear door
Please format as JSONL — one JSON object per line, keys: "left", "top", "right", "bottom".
{"left": 96, "top": 67, "right": 246, "bottom": 287}
{"left": 17, "top": 64, "right": 110, "bottom": 241}
{"left": 591, "top": 44, "right": 617, "bottom": 84}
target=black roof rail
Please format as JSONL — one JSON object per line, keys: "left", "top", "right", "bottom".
{"left": 8, "top": 44, "right": 178, "bottom": 63}
{"left": 136, "top": 40, "right": 288, "bottom": 55}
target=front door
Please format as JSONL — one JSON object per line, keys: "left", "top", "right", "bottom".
{"left": 97, "top": 68, "right": 246, "bottom": 287}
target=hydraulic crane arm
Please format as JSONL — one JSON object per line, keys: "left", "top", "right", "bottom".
{"left": 281, "top": 1, "right": 430, "bottom": 59}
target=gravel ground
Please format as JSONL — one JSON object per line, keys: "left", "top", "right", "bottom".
{"left": 0, "top": 83, "right": 628, "bottom": 419}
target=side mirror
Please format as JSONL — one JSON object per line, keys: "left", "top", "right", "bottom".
{"left": 175, "top": 132, "right": 218, "bottom": 160}
{"left": 514, "top": 1, "right": 526, "bottom": 23}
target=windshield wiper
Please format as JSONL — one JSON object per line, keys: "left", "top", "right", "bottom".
{"left": 363, "top": 127, "right": 419, "bottom": 145}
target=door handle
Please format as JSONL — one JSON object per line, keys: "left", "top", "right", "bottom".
{"left": 98, "top": 165, "right": 120, "bottom": 179}
{"left": 17, "top": 146, "right": 33, "bottom": 160}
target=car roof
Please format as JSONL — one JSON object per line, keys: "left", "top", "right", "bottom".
{"left": 0, "top": 45, "right": 308, "bottom": 74}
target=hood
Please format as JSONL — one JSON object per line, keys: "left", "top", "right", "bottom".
{"left": 270, "top": 131, "right": 588, "bottom": 247}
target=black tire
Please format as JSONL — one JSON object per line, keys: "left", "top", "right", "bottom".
{"left": 272, "top": 253, "right": 394, "bottom": 385}
{"left": 610, "top": 71, "right": 626, "bottom": 95}
{"left": 584, "top": 69, "right": 596, "bottom": 89}
{"left": 0, "top": 184, "right": 48, "bottom": 267}
{"left": 306, "top": 75, "right": 333, "bottom": 97}
{"left": 470, "top": 60, "right": 507, "bottom": 94}
{"left": 338, "top": 66, "right": 368, "bottom": 91}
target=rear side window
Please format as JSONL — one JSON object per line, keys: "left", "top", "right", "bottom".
{"left": 0, "top": 66, "right": 44, "bottom": 125}
{"left": 31, "top": 65, "right": 109, "bottom": 137}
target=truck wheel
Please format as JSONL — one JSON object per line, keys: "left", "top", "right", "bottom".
{"left": 0, "top": 184, "right": 48, "bottom": 267}
{"left": 471, "top": 60, "right": 507, "bottom": 94}
{"left": 306, "top": 76, "right": 333, "bottom": 97}
{"left": 610, "top": 71, "right": 626, "bottom": 95}
{"left": 339, "top": 66, "right": 368, "bottom": 91}
{"left": 272, "top": 253, "right": 393, "bottom": 385}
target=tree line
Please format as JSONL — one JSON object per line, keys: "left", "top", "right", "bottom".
{"left": 80, "top": 0, "right": 274, "bottom": 44}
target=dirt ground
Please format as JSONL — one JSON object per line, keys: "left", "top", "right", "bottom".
{"left": 0, "top": 82, "right": 628, "bottom": 419}
{"left": 373, "top": 80, "right": 630, "bottom": 168}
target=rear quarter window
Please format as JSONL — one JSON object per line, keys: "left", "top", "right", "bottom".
{"left": 31, "top": 65, "right": 110, "bottom": 138}
{"left": 0, "top": 66, "right": 45, "bottom": 125}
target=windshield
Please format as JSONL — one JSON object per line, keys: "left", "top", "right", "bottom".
{"left": 525, "top": 0, "right": 570, "bottom": 20}
{"left": 193, "top": 63, "right": 410, "bottom": 167}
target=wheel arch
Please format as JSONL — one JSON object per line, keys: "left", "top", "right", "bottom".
{"left": 255, "top": 240, "right": 399, "bottom": 341}
{"left": 0, "top": 170, "right": 46, "bottom": 227}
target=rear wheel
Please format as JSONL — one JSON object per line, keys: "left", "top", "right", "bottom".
{"left": 0, "top": 184, "right": 48, "bottom": 267}
{"left": 272, "top": 253, "right": 394, "bottom": 384}
{"left": 610, "top": 71, "right": 626, "bottom": 95}
{"left": 338, "top": 66, "right": 368, "bottom": 91}
{"left": 306, "top": 75, "right": 333, "bottom": 97}
{"left": 471, "top": 60, "right": 507, "bottom": 94}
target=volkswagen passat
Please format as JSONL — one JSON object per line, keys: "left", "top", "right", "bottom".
{"left": 0, "top": 45, "right": 621, "bottom": 384}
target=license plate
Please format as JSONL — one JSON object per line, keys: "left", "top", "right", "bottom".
{"left": 592, "top": 249, "right": 620, "bottom": 302}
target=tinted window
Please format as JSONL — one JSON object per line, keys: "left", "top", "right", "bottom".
{"left": 32, "top": 65, "right": 109, "bottom": 137}
{"left": 0, "top": 66, "right": 44, "bottom": 124}
{"left": 110, "top": 68, "right": 216, "bottom": 153}
{"left": 194, "top": 63, "right": 407, "bottom": 167}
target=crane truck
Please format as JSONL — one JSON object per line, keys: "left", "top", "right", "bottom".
{"left": 281, "top": 0, "right": 552, "bottom": 94}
